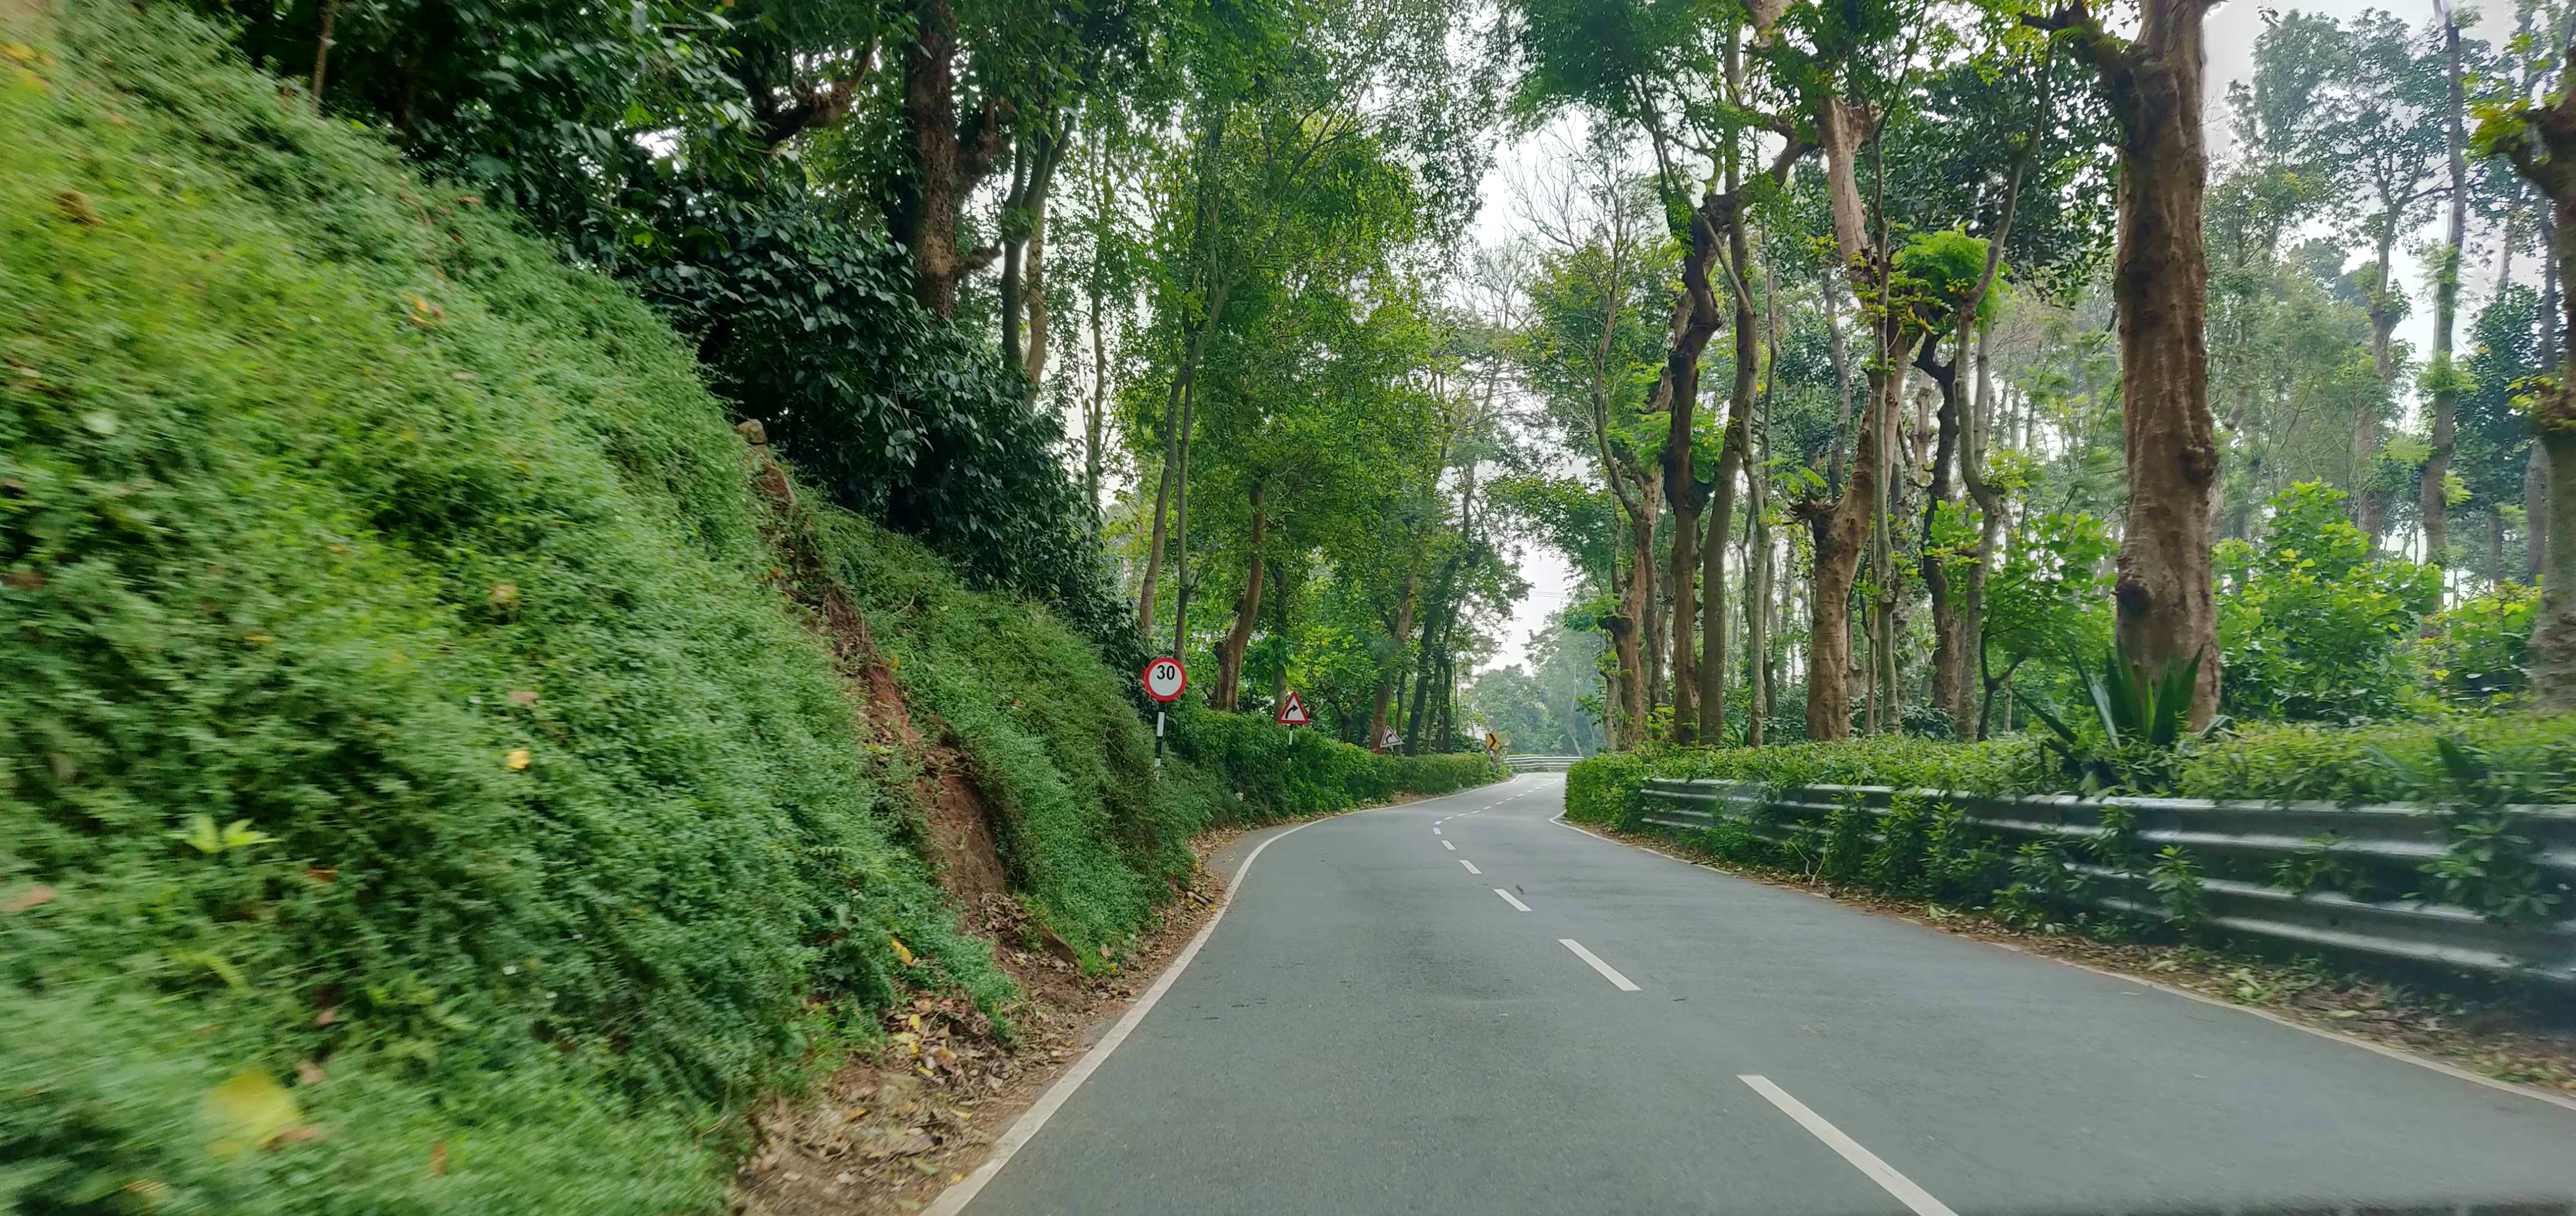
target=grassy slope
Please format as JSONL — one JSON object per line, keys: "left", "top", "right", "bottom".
{"left": 0, "top": 7, "right": 1500, "bottom": 1210}
{"left": 0, "top": 10, "right": 1005, "bottom": 1209}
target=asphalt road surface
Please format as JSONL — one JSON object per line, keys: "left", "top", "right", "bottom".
{"left": 952, "top": 774, "right": 2576, "bottom": 1216}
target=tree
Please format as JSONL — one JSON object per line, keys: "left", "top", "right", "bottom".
{"left": 2422, "top": 1, "right": 2476, "bottom": 577}
{"left": 1511, "top": 137, "right": 1675, "bottom": 747}
{"left": 2033, "top": 0, "right": 2225, "bottom": 725}
{"left": 2476, "top": 26, "right": 2576, "bottom": 708}
{"left": 2340, "top": 10, "right": 2452, "bottom": 540}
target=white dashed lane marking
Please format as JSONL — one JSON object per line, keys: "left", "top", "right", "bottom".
{"left": 1559, "top": 939, "right": 1640, "bottom": 991}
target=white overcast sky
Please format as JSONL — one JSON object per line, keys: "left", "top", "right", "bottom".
{"left": 1471, "top": 0, "right": 2508, "bottom": 674}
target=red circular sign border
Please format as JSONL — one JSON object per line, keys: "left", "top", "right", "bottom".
{"left": 1140, "top": 656, "right": 1188, "bottom": 703}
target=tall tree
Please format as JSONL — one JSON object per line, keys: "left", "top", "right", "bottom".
{"left": 2341, "top": 11, "right": 2451, "bottom": 540}
{"left": 2035, "top": 0, "right": 2225, "bottom": 724}
{"left": 2422, "top": 0, "right": 2475, "bottom": 578}
{"left": 2478, "top": 22, "right": 2576, "bottom": 708}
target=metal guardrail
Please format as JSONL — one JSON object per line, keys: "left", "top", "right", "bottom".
{"left": 1637, "top": 779, "right": 2576, "bottom": 987}
{"left": 1505, "top": 754, "right": 1581, "bottom": 772}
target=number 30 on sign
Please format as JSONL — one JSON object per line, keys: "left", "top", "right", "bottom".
{"left": 1140, "top": 657, "right": 1188, "bottom": 702}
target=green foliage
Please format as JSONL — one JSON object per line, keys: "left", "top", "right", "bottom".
{"left": 1971, "top": 509, "right": 2115, "bottom": 695}
{"left": 2148, "top": 848, "right": 2209, "bottom": 928}
{"left": 1563, "top": 750, "right": 1651, "bottom": 828}
{"left": 632, "top": 193, "right": 1142, "bottom": 669}
{"left": 814, "top": 514, "right": 1194, "bottom": 954}
{"left": 1862, "top": 793, "right": 1933, "bottom": 895}
{"left": 2177, "top": 713, "right": 2576, "bottom": 805}
{"left": 1817, "top": 792, "right": 1874, "bottom": 883}
{"left": 2218, "top": 482, "right": 2441, "bottom": 723}
{"left": 2418, "top": 582, "right": 2539, "bottom": 710}
{"left": 195, "top": 0, "right": 742, "bottom": 249}
{"left": 0, "top": 8, "right": 1016, "bottom": 1208}
{"left": 1169, "top": 705, "right": 1498, "bottom": 820}
{"left": 1891, "top": 228, "right": 1999, "bottom": 333}
{"left": 2371, "top": 734, "right": 2568, "bottom": 926}
{"left": 2269, "top": 833, "right": 2382, "bottom": 900}
{"left": 2018, "top": 645, "right": 2222, "bottom": 795}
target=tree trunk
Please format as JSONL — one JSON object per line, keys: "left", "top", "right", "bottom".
{"left": 1624, "top": 479, "right": 1662, "bottom": 740}
{"left": 2423, "top": 16, "right": 2469, "bottom": 580}
{"left": 1020, "top": 137, "right": 1059, "bottom": 402}
{"left": 1917, "top": 341, "right": 1966, "bottom": 732}
{"left": 1270, "top": 562, "right": 1292, "bottom": 705}
{"left": 2360, "top": 217, "right": 2400, "bottom": 542}
{"left": 1603, "top": 612, "right": 1641, "bottom": 749}
{"left": 1962, "top": 327, "right": 2005, "bottom": 739}
{"left": 1665, "top": 387, "right": 1706, "bottom": 745}
{"left": 894, "top": 0, "right": 998, "bottom": 316}
{"left": 310, "top": 0, "right": 342, "bottom": 101}
{"left": 1699, "top": 210, "right": 1761, "bottom": 747}
{"left": 1000, "top": 152, "right": 1029, "bottom": 366}
{"left": 1368, "top": 553, "right": 1424, "bottom": 750}
{"left": 2047, "top": 0, "right": 2223, "bottom": 724}
{"left": 2537, "top": 212, "right": 2561, "bottom": 586}
{"left": 1820, "top": 272, "right": 1858, "bottom": 495}
{"left": 1801, "top": 93, "right": 1903, "bottom": 742}
{"left": 1136, "top": 114, "right": 1230, "bottom": 632}
{"left": 1084, "top": 269, "right": 1107, "bottom": 525}
{"left": 1168, "top": 389, "right": 1197, "bottom": 663}
{"left": 2532, "top": 193, "right": 2576, "bottom": 707}
{"left": 1745, "top": 280, "right": 1782, "bottom": 746}
{"left": 1213, "top": 483, "right": 1267, "bottom": 711}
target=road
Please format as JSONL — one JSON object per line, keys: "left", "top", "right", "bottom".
{"left": 948, "top": 775, "right": 2576, "bottom": 1216}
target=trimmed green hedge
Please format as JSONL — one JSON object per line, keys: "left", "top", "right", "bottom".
{"left": 1565, "top": 736, "right": 2037, "bottom": 831}
{"left": 1564, "top": 715, "right": 2576, "bottom": 937}
{"left": 1169, "top": 704, "right": 1500, "bottom": 819}
{"left": 1567, "top": 715, "right": 2576, "bottom": 833}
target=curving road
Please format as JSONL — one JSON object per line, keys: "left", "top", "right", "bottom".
{"left": 947, "top": 774, "right": 2576, "bottom": 1216}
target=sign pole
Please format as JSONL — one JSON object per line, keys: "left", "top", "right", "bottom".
{"left": 1139, "top": 657, "right": 1187, "bottom": 772}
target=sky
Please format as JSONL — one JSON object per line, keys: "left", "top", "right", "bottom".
{"left": 1470, "top": 0, "right": 2511, "bottom": 676}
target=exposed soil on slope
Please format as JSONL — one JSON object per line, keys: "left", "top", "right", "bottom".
{"left": 740, "top": 423, "right": 1011, "bottom": 904}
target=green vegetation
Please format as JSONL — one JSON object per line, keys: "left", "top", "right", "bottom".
{"left": 1568, "top": 715, "right": 2576, "bottom": 830}
{"left": 1568, "top": 715, "right": 2576, "bottom": 935}
{"left": 0, "top": 8, "right": 1494, "bottom": 1211}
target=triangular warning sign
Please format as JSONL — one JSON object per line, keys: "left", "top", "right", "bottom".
{"left": 1275, "top": 690, "right": 1312, "bottom": 726}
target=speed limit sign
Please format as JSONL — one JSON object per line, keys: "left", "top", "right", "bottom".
{"left": 1140, "top": 657, "right": 1188, "bottom": 702}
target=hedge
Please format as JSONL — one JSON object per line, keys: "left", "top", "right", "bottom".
{"left": 1168, "top": 702, "right": 1502, "bottom": 820}
{"left": 1564, "top": 715, "right": 2576, "bottom": 938}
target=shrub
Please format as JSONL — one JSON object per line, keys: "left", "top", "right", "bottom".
{"left": 2175, "top": 714, "right": 2576, "bottom": 805}
{"left": 1565, "top": 750, "right": 1652, "bottom": 827}
{"left": 629, "top": 187, "right": 1143, "bottom": 673}
{"left": 2217, "top": 482, "right": 2441, "bottom": 724}
{"left": 1168, "top": 704, "right": 1499, "bottom": 820}
{"left": 2417, "top": 582, "right": 2540, "bottom": 711}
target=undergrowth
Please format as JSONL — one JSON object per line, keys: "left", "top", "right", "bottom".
{"left": 0, "top": 8, "right": 1005, "bottom": 1209}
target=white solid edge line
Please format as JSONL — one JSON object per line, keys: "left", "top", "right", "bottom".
{"left": 1493, "top": 887, "right": 1531, "bottom": 911}
{"left": 1442, "top": 840, "right": 1456, "bottom": 851}
{"left": 1459, "top": 858, "right": 1481, "bottom": 875}
{"left": 921, "top": 811, "right": 1346, "bottom": 1216}
{"left": 1740, "top": 1075, "right": 1957, "bottom": 1216}
{"left": 1558, "top": 938, "right": 1640, "bottom": 991}
{"left": 1547, "top": 815, "right": 2576, "bottom": 1116}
